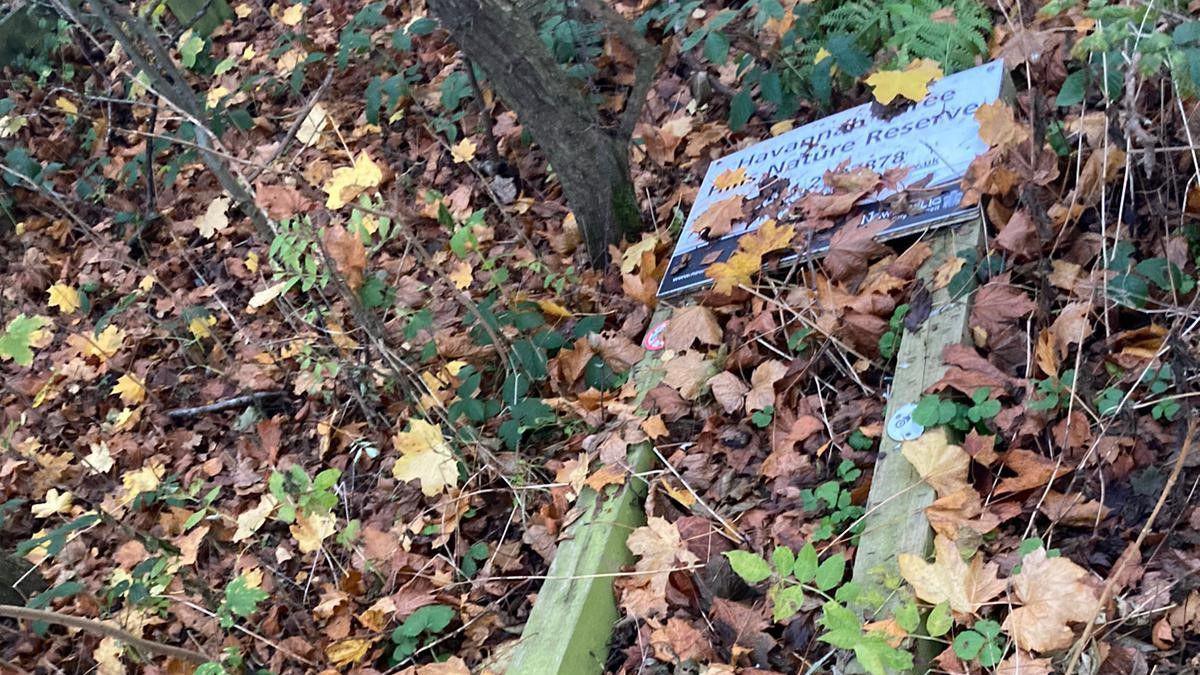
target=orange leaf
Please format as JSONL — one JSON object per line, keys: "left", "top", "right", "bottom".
{"left": 705, "top": 251, "right": 761, "bottom": 294}
{"left": 691, "top": 195, "right": 745, "bottom": 239}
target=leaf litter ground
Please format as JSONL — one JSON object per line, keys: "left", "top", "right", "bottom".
{"left": 0, "top": 2, "right": 1199, "bottom": 674}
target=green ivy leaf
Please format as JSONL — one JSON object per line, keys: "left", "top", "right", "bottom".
{"left": 725, "top": 550, "right": 772, "bottom": 584}
{"left": 1056, "top": 69, "right": 1087, "bottom": 106}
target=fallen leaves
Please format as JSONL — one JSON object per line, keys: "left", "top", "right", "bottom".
{"left": 621, "top": 517, "right": 700, "bottom": 617}
{"left": 898, "top": 535, "right": 1005, "bottom": 617}
{"left": 663, "top": 305, "right": 722, "bottom": 351}
{"left": 823, "top": 217, "right": 892, "bottom": 285}
{"left": 865, "top": 59, "right": 943, "bottom": 104}
{"left": 704, "top": 220, "right": 795, "bottom": 293}
{"left": 691, "top": 195, "right": 745, "bottom": 239}
{"left": 392, "top": 419, "right": 459, "bottom": 497}
{"left": 900, "top": 428, "right": 970, "bottom": 497}
{"left": 46, "top": 283, "right": 80, "bottom": 314}
{"left": 192, "top": 196, "right": 232, "bottom": 239}
{"left": 323, "top": 152, "right": 384, "bottom": 209}
{"left": 323, "top": 224, "right": 368, "bottom": 291}
{"left": 1003, "top": 547, "right": 1101, "bottom": 652}
{"left": 975, "top": 101, "right": 1030, "bottom": 149}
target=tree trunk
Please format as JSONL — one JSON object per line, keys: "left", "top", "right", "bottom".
{"left": 0, "top": 553, "right": 45, "bottom": 605}
{"left": 428, "top": 0, "right": 643, "bottom": 267}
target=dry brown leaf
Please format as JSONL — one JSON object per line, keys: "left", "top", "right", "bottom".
{"left": 1049, "top": 301, "right": 1092, "bottom": 359}
{"left": 707, "top": 371, "right": 748, "bottom": 414}
{"left": 996, "top": 449, "right": 1067, "bottom": 495}
{"left": 663, "top": 305, "right": 722, "bottom": 351}
{"left": 925, "top": 487, "right": 1001, "bottom": 540}
{"left": 621, "top": 517, "right": 699, "bottom": 617}
{"left": 1003, "top": 548, "right": 1101, "bottom": 652}
{"left": 975, "top": 101, "right": 1030, "bottom": 149}
{"left": 662, "top": 350, "right": 715, "bottom": 400}
{"left": 745, "top": 360, "right": 787, "bottom": 412}
{"left": 1038, "top": 490, "right": 1111, "bottom": 526}
{"left": 650, "top": 617, "right": 711, "bottom": 662}
{"left": 823, "top": 217, "right": 892, "bottom": 285}
{"left": 898, "top": 534, "right": 1005, "bottom": 616}
{"left": 900, "top": 428, "right": 970, "bottom": 497}
{"left": 691, "top": 195, "right": 745, "bottom": 239}
{"left": 323, "top": 224, "right": 367, "bottom": 291}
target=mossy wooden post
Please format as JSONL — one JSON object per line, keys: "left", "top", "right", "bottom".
{"left": 848, "top": 217, "right": 984, "bottom": 671}
{"left": 166, "top": 0, "right": 233, "bottom": 36}
{"left": 506, "top": 308, "right": 671, "bottom": 675}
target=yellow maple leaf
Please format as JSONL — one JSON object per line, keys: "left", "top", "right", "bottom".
{"left": 739, "top": 219, "right": 795, "bottom": 259}
{"left": 865, "top": 59, "right": 943, "bottom": 105}
{"left": 245, "top": 251, "right": 259, "bottom": 273}
{"left": 326, "top": 638, "right": 375, "bottom": 667}
{"left": 898, "top": 534, "right": 1005, "bottom": 616}
{"left": 324, "top": 152, "right": 383, "bottom": 209}
{"left": 189, "top": 314, "right": 216, "bottom": 340}
{"left": 451, "top": 138, "right": 477, "bottom": 164}
{"left": 47, "top": 283, "right": 81, "bottom": 314}
{"left": 234, "top": 2, "right": 252, "bottom": 18}
{"left": 193, "top": 196, "right": 231, "bottom": 238}
{"left": 974, "top": 100, "right": 1030, "bottom": 149}
{"left": 705, "top": 251, "right": 761, "bottom": 295}
{"left": 121, "top": 462, "right": 163, "bottom": 502}
{"left": 713, "top": 167, "right": 748, "bottom": 191}
{"left": 70, "top": 325, "right": 126, "bottom": 362}
{"left": 392, "top": 419, "right": 458, "bottom": 497}
{"left": 233, "top": 494, "right": 278, "bottom": 542}
{"left": 280, "top": 3, "right": 304, "bottom": 25}
{"left": 111, "top": 373, "right": 146, "bottom": 405}
{"left": 31, "top": 488, "right": 73, "bottom": 518}
{"left": 93, "top": 636, "right": 124, "bottom": 675}
{"left": 291, "top": 510, "right": 335, "bottom": 553}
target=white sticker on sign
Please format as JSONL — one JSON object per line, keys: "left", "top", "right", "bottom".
{"left": 887, "top": 402, "right": 924, "bottom": 441}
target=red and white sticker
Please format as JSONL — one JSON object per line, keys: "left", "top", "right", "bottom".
{"left": 642, "top": 320, "right": 668, "bottom": 351}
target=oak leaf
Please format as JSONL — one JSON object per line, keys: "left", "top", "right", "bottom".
{"left": 392, "top": 420, "right": 459, "bottom": 497}
{"left": 1003, "top": 548, "right": 1101, "bottom": 652}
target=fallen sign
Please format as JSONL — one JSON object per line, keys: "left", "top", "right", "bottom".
{"left": 658, "top": 60, "right": 1006, "bottom": 297}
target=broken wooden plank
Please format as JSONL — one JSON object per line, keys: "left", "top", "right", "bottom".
{"left": 505, "top": 307, "right": 672, "bottom": 675}
{"left": 848, "top": 217, "right": 984, "bottom": 638}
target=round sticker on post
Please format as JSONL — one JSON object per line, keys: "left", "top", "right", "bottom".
{"left": 887, "top": 402, "right": 924, "bottom": 442}
{"left": 642, "top": 320, "right": 668, "bottom": 351}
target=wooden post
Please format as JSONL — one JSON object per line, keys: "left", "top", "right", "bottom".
{"left": 505, "top": 307, "right": 670, "bottom": 675}
{"left": 848, "top": 217, "right": 984, "bottom": 669}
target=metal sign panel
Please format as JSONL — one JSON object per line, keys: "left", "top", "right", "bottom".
{"left": 658, "top": 60, "right": 1005, "bottom": 297}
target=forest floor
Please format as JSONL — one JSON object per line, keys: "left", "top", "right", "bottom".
{"left": 1, "top": 1, "right": 1200, "bottom": 674}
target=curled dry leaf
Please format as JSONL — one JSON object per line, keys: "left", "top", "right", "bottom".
{"left": 707, "top": 371, "right": 748, "bottom": 414}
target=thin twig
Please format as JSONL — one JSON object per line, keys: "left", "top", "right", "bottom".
{"left": 164, "top": 391, "right": 287, "bottom": 420}
{"left": 0, "top": 604, "right": 210, "bottom": 663}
